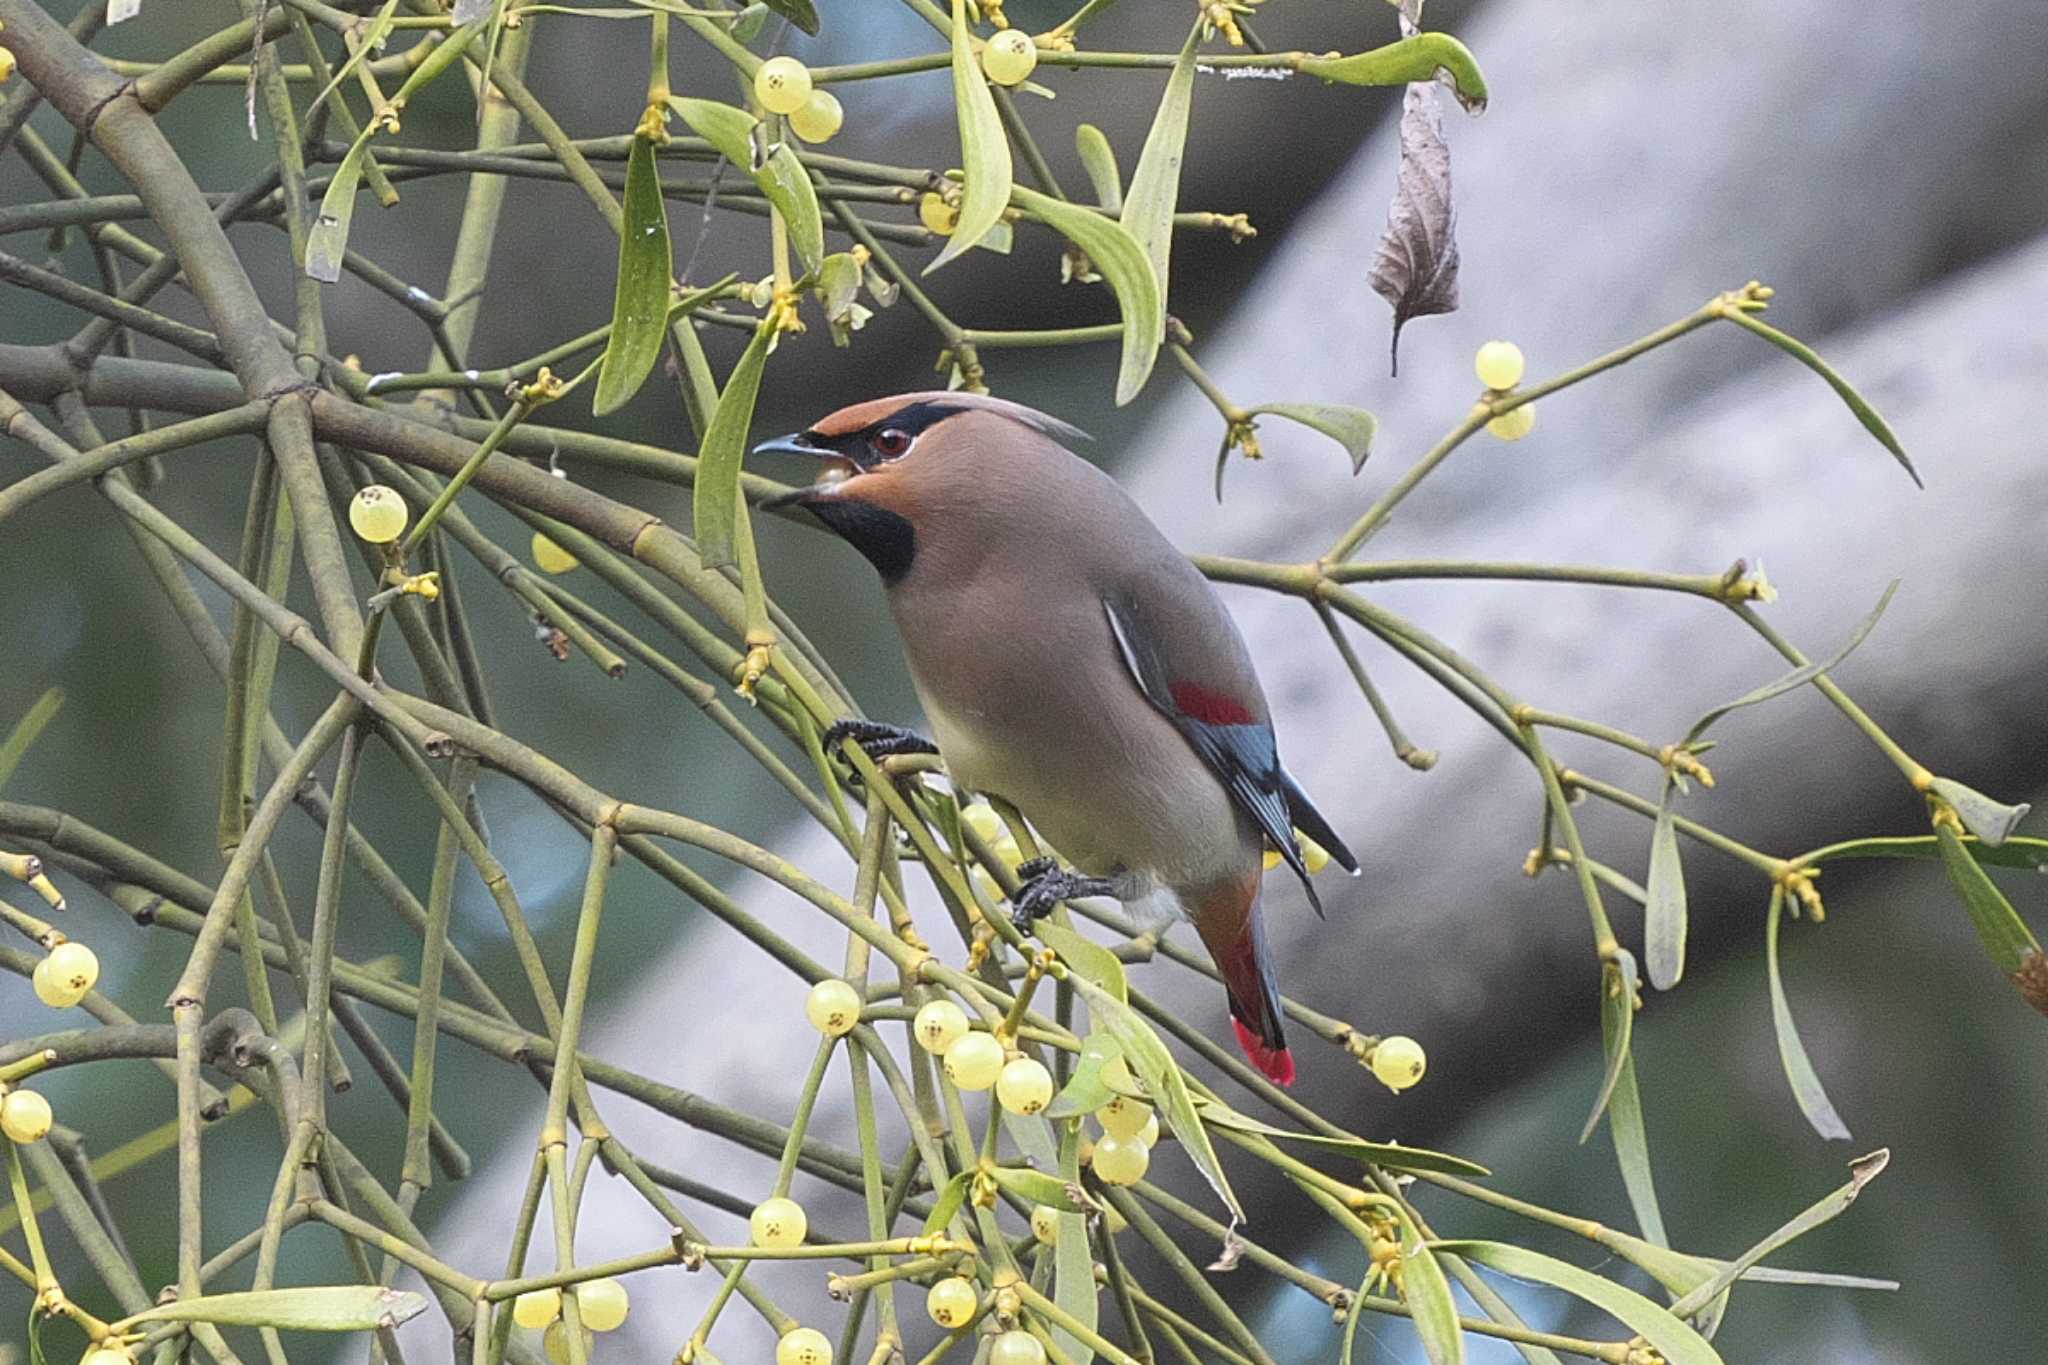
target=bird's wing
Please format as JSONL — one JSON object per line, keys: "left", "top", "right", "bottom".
{"left": 1280, "top": 769, "right": 1361, "bottom": 875}
{"left": 1102, "top": 594, "right": 1326, "bottom": 915}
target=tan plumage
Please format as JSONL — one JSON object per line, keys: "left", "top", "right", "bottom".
{"left": 759, "top": 392, "right": 1357, "bottom": 1082}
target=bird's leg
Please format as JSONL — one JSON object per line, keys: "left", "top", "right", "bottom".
{"left": 823, "top": 719, "right": 941, "bottom": 761}
{"left": 1011, "top": 857, "right": 1120, "bottom": 933}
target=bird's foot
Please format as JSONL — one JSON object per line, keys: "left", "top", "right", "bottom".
{"left": 1011, "top": 858, "right": 1118, "bottom": 933}
{"left": 823, "top": 719, "right": 940, "bottom": 763}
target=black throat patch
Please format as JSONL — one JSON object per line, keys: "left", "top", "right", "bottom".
{"left": 805, "top": 498, "right": 917, "bottom": 583}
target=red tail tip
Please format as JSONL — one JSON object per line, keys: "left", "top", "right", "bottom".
{"left": 1232, "top": 1019, "right": 1297, "bottom": 1086}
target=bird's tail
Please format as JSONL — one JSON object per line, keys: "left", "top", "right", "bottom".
{"left": 1193, "top": 877, "right": 1295, "bottom": 1086}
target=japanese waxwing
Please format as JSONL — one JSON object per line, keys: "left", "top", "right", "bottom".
{"left": 758, "top": 392, "right": 1358, "bottom": 1084}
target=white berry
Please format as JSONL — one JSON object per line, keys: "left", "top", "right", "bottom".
{"left": 788, "top": 89, "right": 843, "bottom": 144}
{"left": 1474, "top": 340, "right": 1526, "bottom": 390}
{"left": 913, "top": 999, "right": 970, "bottom": 1055}
{"left": 990, "top": 1329, "right": 1048, "bottom": 1365}
{"left": 750, "top": 1196, "right": 808, "bottom": 1248}
{"left": 511, "top": 1288, "right": 561, "bottom": 1330}
{"left": 754, "top": 57, "right": 813, "bottom": 116}
{"left": 1091, "top": 1133, "right": 1148, "bottom": 1186}
{"left": 806, "top": 978, "right": 863, "bottom": 1037}
{"left": 1370, "top": 1035, "right": 1427, "bottom": 1092}
{"left": 1095, "top": 1095, "right": 1151, "bottom": 1141}
{"left": 347, "top": 485, "right": 409, "bottom": 544}
{"left": 981, "top": 30, "right": 1038, "bottom": 86}
{"left": 1486, "top": 404, "right": 1536, "bottom": 441}
{"left": 576, "top": 1277, "right": 629, "bottom": 1332}
{"left": 0, "top": 1089, "right": 52, "bottom": 1143}
{"left": 926, "top": 1275, "right": 978, "bottom": 1328}
{"left": 776, "top": 1326, "right": 833, "bottom": 1365}
{"left": 996, "top": 1057, "right": 1054, "bottom": 1115}
{"left": 943, "top": 1031, "right": 1004, "bottom": 1091}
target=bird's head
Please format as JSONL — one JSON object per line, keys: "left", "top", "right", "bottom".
{"left": 755, "top": 391, "right": 1088, "bottom": 583}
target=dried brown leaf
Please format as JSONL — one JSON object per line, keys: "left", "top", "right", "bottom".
{"left": 1370, "top": 79, "right": 1460, "bottom": 375}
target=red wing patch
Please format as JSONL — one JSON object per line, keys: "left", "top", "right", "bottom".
{"left": 1168, "top": 680, "right": 1257, "bottom": 726}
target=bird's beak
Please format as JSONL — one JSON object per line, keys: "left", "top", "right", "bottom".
{"left": 751, "top": 432, "right": 820, "bottom": 459}
{"left": 755, "top": 432, "right": 858, "bottom": 510}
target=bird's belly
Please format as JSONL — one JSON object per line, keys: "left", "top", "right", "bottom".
{"left": 922, "top": 693, "right": 1253, "bottom": 888}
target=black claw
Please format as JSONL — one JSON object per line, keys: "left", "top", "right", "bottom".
{"left": 1010, "top": 861, "right": 1118, "bottom": 933}
{"left": 823, "top": 719, "right": 939, "bottom": 763}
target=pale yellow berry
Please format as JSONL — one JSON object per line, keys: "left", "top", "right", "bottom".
{"left": 988, "top": 835, "right": 1023, "bottom": 871}
{"left": 576, "top": 1277, "right": 629, "bottom": 1332}
{"left": 542, "top": 1321, "right": 591, "bottom": 1365}
{"left": 1136, "top": 1112, "right": 1159, "bottom": 1147}
{"left": 1370, "top": 1035, "right": 1427, "bottom": 1092}
{"left": 1090, "top": 1133, "right": 1148, "bottom": 1186}
{"left": 943, "top": 1031, "right": 1004, "bottom": 1091}
{"left": 1486, "top": 403, "right": 1536, "bottom": 441}
{"left": 1474, "top": 339, "right": 1526, "bottom": 390}
{"left": 776, "top": 1326, "right": 834, "bottom": 1365}
{"left": 347, "top": 485, "right": 409, "bottom": 543}
{"left": 0, "top": 1089, "right": 52, "bottom": 1144}
{"left": 754, "top": 56, "right": 813, "bottom": 115}
{"left": 0, "top": 50, "right": 15, "bottom": 86}
{"left": 981, "top": 29, "right": 1038, "bottom": 86}
{"left": 960, "top": 803, "right": 1004, "bottom": 844}
{"left": 788, "top": 89, "right": 843, "bottom": 144}
{"left": 1095, "top": 1095, "right": 1151, "bottom": 1141}
{"left": 751, "top": 1196, "right": 809, "bottom": 1248}
{"left": 32, "top": 955, "right": 88, "bottom": 1009}
{"left": 1300, "top": 834, "right": 1331, "bottom": 875}
{"left": 45, "top": 941, "right": 99, "bottom": 997}
{"left": 531, "top": 532, "right": 579, "bottom": 575}
{"left": 81, "top": 1349, "right": 135, "bottom": 1365}
{"left": 925, "top": 1275, "right": 978, "bottom": 1328}
{"left": 511, "top": 1288, "right": 561, "bottom": 1330}
{"left": 1100, "top": 1053, "right": 1138, "bottom": 1093}
{"left": 1029, "top": 1205, "right": 1060, "bottom": 1245}
{"left": 805, "top": 978, "right": 863, "bottom": 1037}
{"left": 919, "top": 192, "right": 959, "bottom": 237}
{"left": 996, "top": 1057, "right": 1054, "bottom": 1115}
{"left": 1262, "top": 847, "right": 1282, "bottom": 871}
{"left": 990, "top": 1329, "right": 1048, "bottom": 1365}
{"left": 913, "top": 999, "right": 970, "bottom": 1055}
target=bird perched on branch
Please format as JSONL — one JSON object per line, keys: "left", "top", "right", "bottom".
{"left": 759, "top": 392, "right": 1357, "bottom": 1084}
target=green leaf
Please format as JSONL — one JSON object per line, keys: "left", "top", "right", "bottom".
{"left": 1247, "top": 403, "right": 1378, "bottom": 474}
{"left": 1074, "top": 123, "right": 1122, "bottom": 212}
{"left": 1052, "top": 1121, "right": 1098, "bottom": 1365}
{"left": 112, "top": 1287, "right": 429, "bottom": 1333}
{"left": 1193, "top": 1097, "right": 1490, "bottom": 1178}
{"left": 1010, "top": 186, "right": 1163, "bottom": 405}
{"left": 1579, "top": 949, "right": 1638, "bottom": 1143}
{"left": 692, "top": 319, "right": 776, "bottom": 571}
{"left": 921, "top": 1169, "right": 973, "bottom": 1240}
{"left": 985, "top": 1162, "right": 1095, "bottom": 1213}
{"left": 1434, "top": 1242, "right": 1723, "bottom": 1365}
{"left": 307, "top": 0, "right": 400, "bottom": 122}
{"left": 0, "top": 687, "right": 64, "bottom": 796}
{"left": 1669, "top": 1149, "right": 1890, "bottom": 1319}
{"left": 1934, "top": 823, "right": 2043, "bottom": 975}
{"left": 1399, "top": 1211, "right": 1467, "bottom": 1365}
{"left": 1035, "top": 919, "right": 1128, "bottom": 1004}
{"left": 1118, "top": 23, "right": 1200, "bottom": 306}
{"left": 1721, "top": 309, "right": 1920, "bottom": 487}
{"left": 760, "top": 0, "right": 819, "bottom": 35}
{"left": 1800, "top": 833, "right": 2048, "bottom": 873}
{"left": 1644, "top": 779, "right": 1687, "bottom": 990}
{"left": 1298, "top": 33, "right": 1489, "bottom": 112}
{"left": 305, "top": 21, "right": 483, "bottom": 282}
{"left": 1597, "top": 1229, "right": 1717, "bottom": 1301}
{"left": 1766, "top": 886, "right": 1851, "bottom": 1141}
{"left": 591, "top": 135, "right": 674, "bottom": 416}
{"left": 930, "top": 0, "right": 1012, "bottom": 272}
{"left": 1685, "top": 581, "right": 1896, "bottom": 742}
{"left": 1044, "top": 1032, "right": 1120, "bottom": 1120}
{"left": 1604, "top": 989, "right": 1669, "bottom": 1250}
{"left": 669, "top": 98, "right": 824, "bottom": 273}
{"left": 1927, "top": 776, "right": 2031, "bottom": 848}
{"left": 1063, "top": 973, "right": 1241, "bottom": 1221}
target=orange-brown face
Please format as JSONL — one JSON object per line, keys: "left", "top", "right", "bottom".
{"left": 755, "top": 393, "right": 969, "bottom": 582}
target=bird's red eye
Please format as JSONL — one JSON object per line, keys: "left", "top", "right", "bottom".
{"left": 871, "top": 428, "right": 912, "bottom": 459}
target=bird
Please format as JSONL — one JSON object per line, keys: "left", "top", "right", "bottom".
{"left": 757, "top": 391, "right": 1358, "bottom": 1084}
